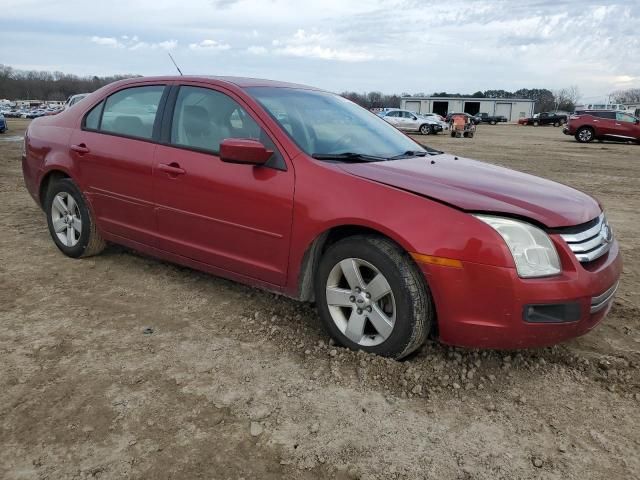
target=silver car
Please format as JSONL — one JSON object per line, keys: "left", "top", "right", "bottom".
{"left": 379, "top": 109, "right": 443, "bottom": 135}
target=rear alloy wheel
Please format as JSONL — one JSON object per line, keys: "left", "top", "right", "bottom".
{"left": 533, "top": 121, "right": 539, "bottom": 126}
{"left": 419, "top": 124, "right": 430, "bottom": 135}
{"left": 315, "top": 235, "right": 432, "bottom": 359}
{"left": 575, "top": 127, "right": 594, "bottom": 143}
{"left": 45, "top": 178, "right": 105, "bottom": 258}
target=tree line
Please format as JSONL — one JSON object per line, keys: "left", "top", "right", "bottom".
{"left": 1, "top": 64, "right": 637, "bottom": 112}
{"left": 0, "top": 64, "right": 138, "bottom": 101}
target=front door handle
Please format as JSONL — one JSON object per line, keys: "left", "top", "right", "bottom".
{"left": 70, "top": 143, "right": 90, "bottom": 154}
{"left": 158, "top": 163, "right": 186, "bottom": 176}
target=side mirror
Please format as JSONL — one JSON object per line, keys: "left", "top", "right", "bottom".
{"left": 220, "top": 138, "right": 273, "bottom": 165}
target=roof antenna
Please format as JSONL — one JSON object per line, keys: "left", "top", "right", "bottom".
{"left": 168, "top": 52, "right": 183, "bottom": 76}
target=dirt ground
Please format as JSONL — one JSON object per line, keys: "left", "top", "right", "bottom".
{"left": 1, "top": 118, "right": 639, "bottom": 480}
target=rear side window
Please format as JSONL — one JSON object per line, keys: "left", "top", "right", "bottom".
{"left": 594, "top": 111, "right": 615, "bottom": 119}
{"left": 83, "top": 101, "right": 103, "bottom": 130}
{"left": 100, "top": 86, "right": 165, "bottom": 140}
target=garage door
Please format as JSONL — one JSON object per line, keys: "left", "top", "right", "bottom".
{"left": 404, "top": 101, "right": 421, "bottom": 114}
{"left": 495, "top": 103, "right": 512, "bottom": 121}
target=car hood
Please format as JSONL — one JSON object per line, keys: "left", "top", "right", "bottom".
{"left": 338, "top": 155, "right": 601, "bottom": 228}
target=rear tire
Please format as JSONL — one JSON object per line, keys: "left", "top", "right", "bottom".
{"left": 314, "top": 235, "right": 432, "bottom": 359}
{"left": 45, "top": 178, "right": 106, "bottom": 258}
{"left": 553, "top": 121, "right": 560, "bottom": 127}
{"left": 575, "top": 126, "right": 595, "bottom": 143}
{"left": 490, "top": 120, "right": 496, "bottom": 125}
{"left": 533, "top": 121, "right": 539, "bottom": 126}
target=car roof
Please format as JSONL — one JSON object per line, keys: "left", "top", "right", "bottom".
{"left": 110, "top": 75, "right": 323, "bottom": 91}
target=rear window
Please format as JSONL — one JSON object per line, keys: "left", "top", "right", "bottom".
{"left": 593, "top": 111, "right": 616, "bottom": 119}
{"left": 99, "top": 86, "right": 165, "bottom": 140}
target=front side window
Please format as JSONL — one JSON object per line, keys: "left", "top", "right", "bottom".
{"left": 247, "top": 87, "right": 426, "bottom": 159}
{"left": 100, "top": 85, "right": 165, "bottom": 140}
{"left": 616, "top": 112, "right": 635, "bottom": 123}
{"left": 171, "top": 86, "right": 262, "bottom": 153}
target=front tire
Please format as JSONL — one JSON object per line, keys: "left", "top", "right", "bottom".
{"left": 45, "top": 178, "right": 105, "bottom": 258}
{"left": 533, "top": 121, "right": 539, "bottom": 126}
{"left": 575, "top": 127, "right": 594, "bottom": 143}
{"left": 314, "top": 235, "right": 432, "bottom": 359}
{"left": 419, "top": 124, "right": 430, "bottom": 135}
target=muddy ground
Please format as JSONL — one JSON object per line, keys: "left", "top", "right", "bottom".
{"left": 1, "top": 119, "right": 639, "bottom": 480}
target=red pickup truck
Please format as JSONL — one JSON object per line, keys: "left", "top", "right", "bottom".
{"left": 563, "top": 110, "right": 640, "bottom": 143}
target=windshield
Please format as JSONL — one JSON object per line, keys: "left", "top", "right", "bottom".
{"left": 246, "top": 87, "right": 427, "bottom": 159}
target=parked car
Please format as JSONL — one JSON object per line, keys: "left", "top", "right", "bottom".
{"left": 522, "top": 112, "right": 568, "bottom": 127}
{"left": 379, "top": 109, "right": 442, "bottom": 134}
{"left": 0, "top": 113, "right": 6, "bottom": 133}
{"left": 22, "top": 76, "right": 622, "bottom": 358}
{"left": 418, "top": 112, "right": 449, "bottom": 131}
{"left": 475, "top": 112, "right": 508, "bottom": 125}
{"left": 563, "top": 110, "right": 640, "bottom": 143}
{"left": 65, "top": 93, "right": 89, "bottom": 109}
{"left": 445, "top": 112, "right": 480, "bottom": 125}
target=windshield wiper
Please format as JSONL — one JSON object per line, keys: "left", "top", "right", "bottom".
{"left": 311, "top": 152, "right": 387, "bottom": 162}
{"left": 388, "top": 150, "right": 429, "bottom": 160}
{"left": 389, "top": 147, "right": 443, "bottom": 160}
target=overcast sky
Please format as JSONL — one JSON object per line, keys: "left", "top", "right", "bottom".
{"left": 1, "top": 0, "right": 638, "bottom": 100}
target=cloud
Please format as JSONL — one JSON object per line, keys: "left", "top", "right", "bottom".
{"left": 272, "top": 29, "right": 376, "bottom": 62}
{"left": 4, "top": 0, "right": 639, "bottom": 97}
{"left": 247, "top": 45, "right": 267, "bottom": 55}
{"left": 91, "top": 36, "right": 123, "bottom": 48}
{"left": 91, "top": 35, "right": 176, "bottom": 50}
{"left": 188, "top": 39, "right": 231, "bottom": 51}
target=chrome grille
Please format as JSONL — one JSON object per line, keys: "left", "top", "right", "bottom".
{"left": 559, "top": 214, "right": 613, "bottom": 263}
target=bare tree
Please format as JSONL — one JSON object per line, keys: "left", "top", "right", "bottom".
{"left": 553, "top": 86, "right": 580, "bottom": 112}
{"left": 611, "top": 88, "right": 640, "bottom": 104}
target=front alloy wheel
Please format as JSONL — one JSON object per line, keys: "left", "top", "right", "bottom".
{"left": 419, "top": 124, "right": 430, "bottom": 135}
{"left": 325, "top": 258, "right": 396, "bottom": 346}
{"left": 315, "top": 235, "right": 432, "bottom": 359}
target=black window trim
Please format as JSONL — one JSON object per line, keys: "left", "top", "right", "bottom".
{"left": 161, "top": 84, "right": 287, "bottom": 171}
{"left": 80, "top": 84, "right": 170, "bottom": 144}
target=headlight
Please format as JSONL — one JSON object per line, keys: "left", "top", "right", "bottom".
{"left": 475, "top": 215, "right": 561, "bottom": 278}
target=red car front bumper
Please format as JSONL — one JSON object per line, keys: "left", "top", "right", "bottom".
{"left": 420, "top": 239, "right": 622, "bottom": 349}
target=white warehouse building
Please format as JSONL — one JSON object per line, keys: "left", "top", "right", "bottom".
{"left": 400, "top": 96, "right": 536, "bottom": 122}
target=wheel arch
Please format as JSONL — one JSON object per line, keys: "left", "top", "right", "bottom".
{"left": 38, "top": 168, "right": 72, "bottom": 208}
{"left": 295, "top": 224, "right": 416, "bottom": 302}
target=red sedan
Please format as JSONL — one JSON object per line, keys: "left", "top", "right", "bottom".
{"left": 22, "top": 76, "right": 622, "bottom": 358}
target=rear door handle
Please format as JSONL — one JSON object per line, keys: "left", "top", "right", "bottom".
{"left": 158, "top": 163, "right": 186, "bottom": 176}
{"left": 70, "top": 143, "right": 90, "bottom": 154}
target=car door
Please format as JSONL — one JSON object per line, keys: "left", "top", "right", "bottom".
{"left": 152, "top": 84, "right": 295, "bottom": 286}
{"left": 403, "top": 111, "right": 420, "bottom": 131}
{"left": 611, "top": 112, "right": 640, "bottom": 140}
{"left": 69, "top": 84, "right": 167, "bottom": 246}
{"left": 592, "top": 111, "right": 616, "bottom": 137}
{"left": 383, "top": 111, "right": 401, "bottom": 127}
